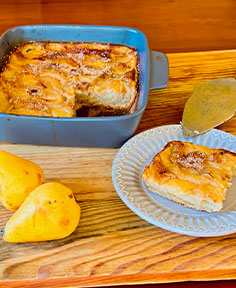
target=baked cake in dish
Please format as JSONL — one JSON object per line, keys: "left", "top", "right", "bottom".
{"left": 142, "top": 141, "right": 236, "bottom": 212}
{"left": 0, "top": 42, "right": 139, "bottom": 117}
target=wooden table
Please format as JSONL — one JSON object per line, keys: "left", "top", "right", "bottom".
{"left": 1, "top": 1, "right": 236, "bottom": 288}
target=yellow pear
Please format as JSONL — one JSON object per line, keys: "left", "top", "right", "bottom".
{"left": 3, "top": 182, "right": 80, "bottom": 242}
{"left": 0, "top": 150, "right": 45, "bottom": 211}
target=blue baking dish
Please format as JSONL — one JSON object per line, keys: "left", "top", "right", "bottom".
{"left": 0, "top": 25, "right": 168, "bottom": 147}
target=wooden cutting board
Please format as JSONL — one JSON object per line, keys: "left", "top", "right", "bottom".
{"left": 1, "top": 50, "right": 236, "bottom": 288}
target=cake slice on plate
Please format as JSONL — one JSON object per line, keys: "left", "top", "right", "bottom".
{"left": 142, "top": 141, "right": 236, "bottom": 212}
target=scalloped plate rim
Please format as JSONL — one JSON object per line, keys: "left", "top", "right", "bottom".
{"left": 112, "top": 124, "right": 236, "bottom": 237}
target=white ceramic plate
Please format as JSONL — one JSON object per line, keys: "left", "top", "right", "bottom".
{"left": 112, "top": 124, "right": 236, "bottom": 237}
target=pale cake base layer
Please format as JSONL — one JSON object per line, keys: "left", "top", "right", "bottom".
{"left": 145, "top": 178, "right": 222, "bottom": 212}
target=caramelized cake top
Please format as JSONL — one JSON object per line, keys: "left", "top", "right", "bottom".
{"left": 0, "top": 42, "right": 139, "bottom": 117}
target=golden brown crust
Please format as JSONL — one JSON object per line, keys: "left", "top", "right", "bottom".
{"left": 142, "top": 141, "right": 236, "bottom": 212}
{"left": 0, "top": 42, "right": 139, "bottom": 117}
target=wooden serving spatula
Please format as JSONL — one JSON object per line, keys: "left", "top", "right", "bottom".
{"left": 182, "top": 78, "right": 236, "bottom": 137}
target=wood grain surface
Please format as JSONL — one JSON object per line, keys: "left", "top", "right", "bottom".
{"left": 0, "top": 50, "right": 236, "bottom": 288}
{"left": 1, "top": 0, "right": 236, "bottom": 54}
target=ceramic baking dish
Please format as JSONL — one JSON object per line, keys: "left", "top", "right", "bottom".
{"left": 0, "top": 25, "right": 168, "bottom": 147}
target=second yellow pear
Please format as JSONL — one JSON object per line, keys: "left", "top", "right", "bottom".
{"left": 3, "top": 182, "right": 81, "bottom": 242}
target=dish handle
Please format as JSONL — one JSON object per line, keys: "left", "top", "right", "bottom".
{"left": 149, "top": 50, "right": 169, "bottom": 90}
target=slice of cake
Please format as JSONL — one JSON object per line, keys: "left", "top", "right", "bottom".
{"left": 142, "top": 141, "right": 236, "bottom": 212}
